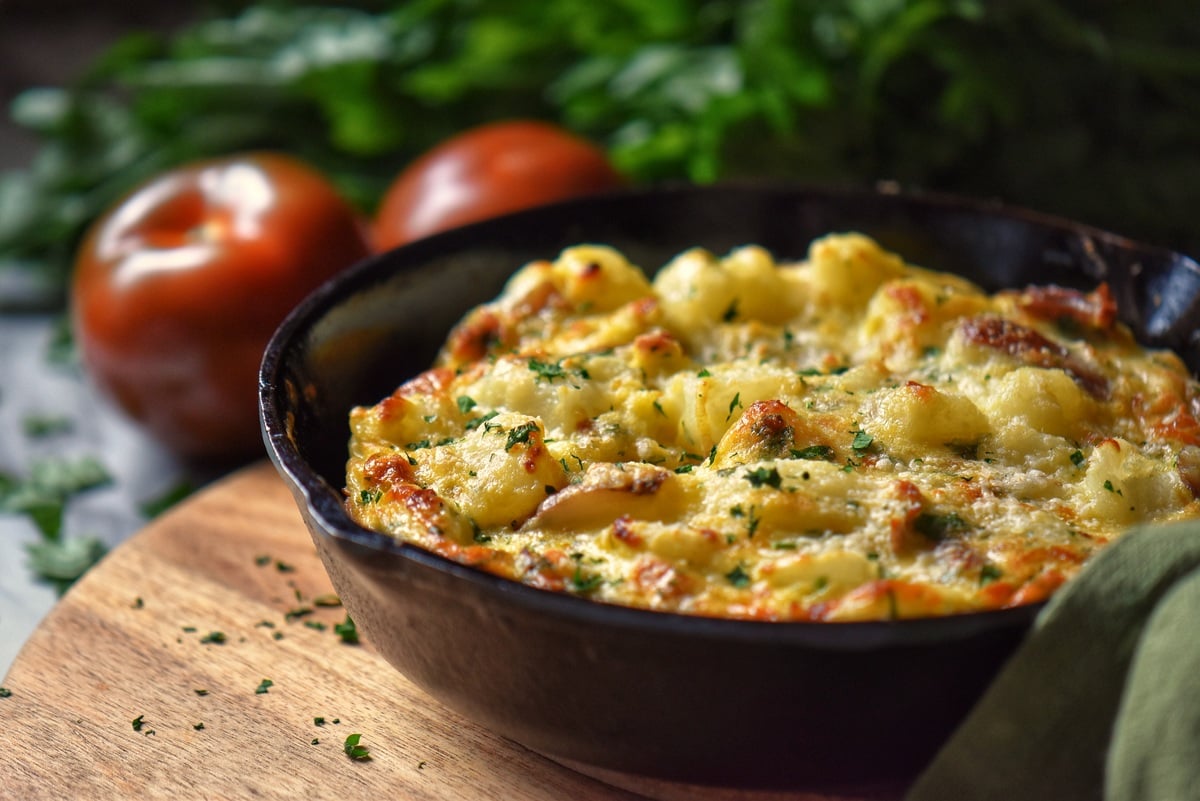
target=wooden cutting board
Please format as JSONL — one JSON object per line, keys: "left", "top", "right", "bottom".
{"left": 0, "top": 462, "right": 874, "bottom": 801}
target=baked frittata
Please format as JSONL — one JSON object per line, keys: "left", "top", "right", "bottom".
{"left": 345, "top": 234, "right": 1200, "bottom": 621}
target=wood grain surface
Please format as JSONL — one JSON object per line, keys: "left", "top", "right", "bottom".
{"left": 0, "top": 462, "right": 871, "bottom": 801}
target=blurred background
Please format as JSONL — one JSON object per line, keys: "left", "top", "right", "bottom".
{"left": 3, "top": 0, "right": 1199, "bottom": 311}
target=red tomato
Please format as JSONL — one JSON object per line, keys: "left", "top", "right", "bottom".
{"left": 373, "top": 120, "right": 624, "bottom": 251}
{"left": 72, "top": 152, "right": 372, "bottom": 462}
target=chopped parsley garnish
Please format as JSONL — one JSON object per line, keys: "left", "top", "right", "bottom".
{"left": 313, "top": 594, "right": 342, "bottom": 607}
{"left": 721, "top": 299, "right": 739, "bottom": 322}
{"left": 255, "top": 554, "right": 271, "bottom": 567}
{"left": 255, "top": 678, "right": 274, "bottom": 695}
{"left": 0, "top": 687, "right": 11, "bottom": 698}
{"left": 456, "top": 395, "right": 477, "bottom": 414}
{"left": 464, "top": 410, "right": 499, "bottom": 430}
{"left": 358, "top": 489, "right": 383, "bottom": 505}
{"left": 132, "top": 715, "right": 155, "bottom": 734}
{"left": 1103, "top": 479, "right": 1123, "bottom": 495}
{"left": 674, "top": 464, "right": 694, "bottom": 474}
{"left": 335, "top": 615, "right": 360, "bottom": 645}
{"left": 652, "top": 398, "right": 666, "bottom": 416}
{"left": 697, "top": 368, "right": 711, "bottom": 378}
{"left": 725, "top": 564, "right": 752, "bottom": 588}
{"left": 850, "top": 429, "right": 874, "bottom": 452}
{"left": 504, "top": 421, "right": 539, "bottom": 451}
{"left": 344, "top": 733, "right": 371, "bottom": 761}
{"left": 1070, "top": 450, "right": 1086, "bottom": 467}
{"left": 528, "top": 358, "right": 568, "bottom": 382}
{"left": 274, "top": 560, "right": 295, "bottom": 573}
{"left": 193, "top": 722, "right": 205, "bottom": 731}
{"left": 194, "top": 689, "right": 209, "bottom": 696}
{"left": 744, "top": 466, "right": 782, "bottom": 489}
{"left": 199, "top": 631, "right": 226, "bottom": 645}
{"left": 914, "top": 512, "right": 971, "bottom": 541}
{"left": 569, "top": 566, "right": 604, "bottom": 594}
{"left": 791, "top": 445, "right": 833, "bottom": 461}
{"left": 980, "top": 564, "right": 1003, "bottom": 585}
{"left": 304, "top": 620, "right": 327, "bottom": 631}
{"left": 727, "top": 392, "right": 742, "bottom": 420}
{"left": 315, "top": 717, "right": 326, "bottom": 726}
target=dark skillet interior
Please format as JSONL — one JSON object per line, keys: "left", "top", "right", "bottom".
{"left": 261, "top": 183, "right": 1200, "bottom": 794}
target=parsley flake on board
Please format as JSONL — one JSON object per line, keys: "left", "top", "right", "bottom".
{"left": 334, "top": 615, "right": 360, "bottom": 645}
{"left": 255, "top": 678, "right": 274, "bottom": 695}
{"left": 199, "top": 631, "right": 226, "bottom": 645}
{"left": 0, "top": 687, "right": 11, "bottom": 698}
{"left": 344, "top": 733, "right": 371, "bottom": 761}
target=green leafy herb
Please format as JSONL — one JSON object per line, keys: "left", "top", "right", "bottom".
{"left": 199, "top": 631, "right": 226, "bottom": 645}
{"left": 456, "top": 395, "right": 477, "bottom": 414}
{"left": 0, "top": 687, "right": 11, "bottom": 698}
{"left": 504, "top": 421, "right": 539, "bottom": 451}
{"left": 1070, "top": 450, "right": 1086, "bottom": 467}
{"left": 791, "top": 445, "right": 833, "bottom": 461}
{"left": 850, "top": 430, "right": 874, "bottom": 453}
{"left": 358, "top": 489, "right": 382, "bottom": 505}
{"left": 25, "top": 536, "right": 106, "bottom": 590}
{"left": 744, "top": 466, "right": 782, "bottom": 489}
{"left": 194, "top": 689, "right": 209, "bottom": 696}
{"left": 22, "top": 415, "right": 72, "bottom": 438}
{"left": 255, "top": 678, "right": 274, "bottom": 695}
{"left": 131, "top": 715, "right": 148, "bottom": 732}
{"left": 255, "top": 554, "right": 271, "bottom": 567}
{"left": 334, "top": 615, "right": 359, "bottom": 645}
{"left": 726, "top": 392, "right": 742, "bottom": 420}
{"left": 464, "top": 411, "right": 499, "bottom": 430}
{"left": 313, "top": 594, "right": 342, "bottom": 608}
{"left": 528, "top": 359, "right": 568, "bottom": 382}
{"left": 914, "top": 512, "right": 971, "bottom": 541}
{"left": 0, "top": 455, "right": 111, "bottom": 540}
{"left": 721, "top": 299, "right": 739, "bottom": 322}
{"left": 725, "top": 563, "right": 751, "bottom": 588}
{"left": 193, "top": 722, "right": 205, "bottom": 731}
{"left": 569, "top": 566, "right": 604, "bottom": 593}
{"left": 344, "top": 733, "right": 371, "bottom": 761}
{"left": 285, "top": 606, "right": 314, "bottom": 622}
{"left": 980, "top": 564, "right": 1003, "bottom": 585}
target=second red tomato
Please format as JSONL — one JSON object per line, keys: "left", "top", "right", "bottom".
{"left": 373, "top": 121, "right": 624, "bottom": 251}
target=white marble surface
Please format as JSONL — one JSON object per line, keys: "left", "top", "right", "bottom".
{"left": 0, "top": 317, "right": 189, "bottom": 675}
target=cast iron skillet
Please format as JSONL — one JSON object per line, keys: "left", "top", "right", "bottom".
{"left": 259, "top": 183, "right": 1200, "bottom": 795}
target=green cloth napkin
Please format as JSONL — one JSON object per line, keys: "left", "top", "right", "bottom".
{"left": 906, "top": 519, "right": 1200, "bottom": 801}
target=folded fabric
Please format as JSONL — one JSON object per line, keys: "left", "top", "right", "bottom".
{"left": 905, "top": 519, "right": 1200, "bottom": 801}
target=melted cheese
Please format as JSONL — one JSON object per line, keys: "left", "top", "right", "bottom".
{"left": 345, "top": 234, "right": 1200, "bottom": 621}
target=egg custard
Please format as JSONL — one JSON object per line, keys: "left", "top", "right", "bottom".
{"left": 345, "top": 234, "right": 1200, "bottom": 621}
